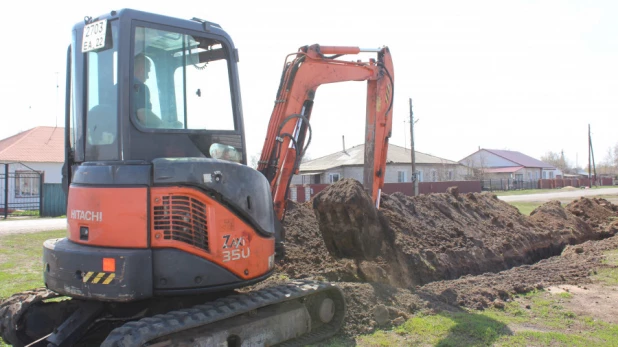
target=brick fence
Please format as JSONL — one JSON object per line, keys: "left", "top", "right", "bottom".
{"left": 288, "top": 181, "right": 482, "bottom": 202}
{"left": 539, "top": 177, "right": 613, "bottom": 189}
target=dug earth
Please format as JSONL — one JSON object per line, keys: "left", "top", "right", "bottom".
{"left": 247, "top": 179, "right": 618, "bottom": 338}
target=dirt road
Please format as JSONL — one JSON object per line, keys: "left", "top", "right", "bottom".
{"left": 0, "top": 218, "right": 67, "bottom": 235}
{"left": 498, "top": 187, "right": 618, "bottom": 203}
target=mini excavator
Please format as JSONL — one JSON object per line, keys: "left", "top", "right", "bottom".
{"left": 0, "top": 8, "right": 394, "bottom": 346}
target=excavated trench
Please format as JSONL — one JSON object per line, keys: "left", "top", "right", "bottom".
{"left": 269, "top": 178, "right": 618, "bottom": 337}
{"left": 279, "top": 179, "right": 618, "bottom": 289}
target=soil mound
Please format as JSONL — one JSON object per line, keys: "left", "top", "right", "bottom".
{"left": 309, "top": 179, "right": 613, "bottom": 289}
{"left": 566, "top": 197, "right": 618, "bottom": 235}
{"left": 268, "top": 179, "right": 618, "bottom": 339}
{"left": 311, "top": 179, "right": 387, "bottom": 260}
{"left": 278, "top": 201, "right": 357, "bottom": 282}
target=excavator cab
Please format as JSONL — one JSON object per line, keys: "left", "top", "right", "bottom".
{"left": 52, "top": 9, "right": 281, "bottom": 303}
{"left": 73, "top": 9, "right": 245, "bottom": 165}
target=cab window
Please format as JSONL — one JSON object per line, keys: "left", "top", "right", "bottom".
{"left": 132, "top": 26, "right": 235, "bottom": 131}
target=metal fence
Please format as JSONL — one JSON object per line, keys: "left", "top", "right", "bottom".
{"left": 481, "top": 179, "right": 538, "bottom": 191}
{"left": 1, "top": 165, "right": 43, "bottom": 219}
{"left": 42, "top": 183, "right": 67, "bottom": 217}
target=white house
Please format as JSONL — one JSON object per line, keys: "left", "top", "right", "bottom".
{"left": 291, "top": 143, "right": 469, "bottom": 185}
{"left": 458, "top": 148, "right": 562, "bottom": 181}
{"left": 0, "top": 127, "right": 64, "bottom": 211}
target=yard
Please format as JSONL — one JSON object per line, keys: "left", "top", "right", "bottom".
{"left": 1, "top": 187, "right": 617, "bottom": 346}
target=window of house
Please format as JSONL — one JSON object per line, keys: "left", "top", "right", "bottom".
{"left": 515, "top": 174, "right": 524, "bottom": 181}
{"left": 543, "top": 171, "right": 547, "bottom": 179}
{"left": 329, "top": 173, "right": 340, "bottom": 183}
{"left": 397, "top": 171, "right": 406, "bottom": 183}
{"left": 549, "top": 172, "right": 554, "bottom": 179}
{"left": 430, "top": 170, "right": 437, "bottom": 182}
{"left": 446, "top": 170, "right": 453, "bottom": 180}
{"left": 15, "top": 171, "right": 41, "bottom": 197}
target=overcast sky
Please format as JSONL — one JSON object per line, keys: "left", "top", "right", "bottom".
{"left": 2, "top": 0, "right": 616, "bottom": 168}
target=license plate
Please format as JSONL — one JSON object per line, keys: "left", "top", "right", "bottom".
{"left": 82, "top": 19, "right": 107, "bottom": 53}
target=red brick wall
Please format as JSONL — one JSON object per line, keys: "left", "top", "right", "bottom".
{"left": 288, "top": 181, "right": 482, "bottom": 201}
{"left": 539, "top": 177, "right": 613, "bottom": 189}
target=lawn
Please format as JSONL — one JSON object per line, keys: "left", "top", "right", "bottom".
{"left": 494, "top": 185, "right": 614, "bottom": 197}
{"left": 508, "top": 201, "right": 542, "bottom": 216}
{"left": 0, "top": 230, "right": 65, "bottom": 299}
{"left": 324, "top": 287, "right": 618, "bottom": 347}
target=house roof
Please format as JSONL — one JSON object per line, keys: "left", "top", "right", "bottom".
{"left": 483, "top": 149, "right": 555, "bottom": 168}
{"left": 299, "top": 143, "right": 459, "bottom": 172}
{"left": 459, "top": 148, "right": 556, "bottom": 169}
{"left": 482, "top": 166, "right": 524, "bottom": 173}
{"left": 0, "top": 127, "right": 65, "bottom": 163}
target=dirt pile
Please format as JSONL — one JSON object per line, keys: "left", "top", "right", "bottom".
{"left": 311, "top": 179, "right": 387, "bottom": 261}
{"left": 294, "top": 233, "right": 618, "bottom": 338}
{"left": 273, "top": 179, "right": 618, "bottom": 337}
{"left": 566, "top": 197, "right": 618, "bottom": 235}
{"left": 277, "top": 201, "right": 357, "bottom": 282}
{"left": 308, "top": 179, "right": 614, "bottom": 289}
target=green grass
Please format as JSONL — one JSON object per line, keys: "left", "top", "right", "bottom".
{"left": 0, "top": 230, "right": 65, "bottom": 347}
{"left": 9, "top": 210, "right": 40, "bottom": 217}
{"left": 494, "top": 186, "right": 615, "bottom": 197}
{"left": 593, "top": 250, "right": 618, "bottom": 285}
{"left": 508, "top": 202, "right": 542, "bottom": 216}
{"left": 0, "top": 230, "right": 65, "bottom": 299}
{"left": 495, "top": 188, "right": 567, "bottom": 196}
{"left": 329, "top": 289, "right": 618, "bottom": 347}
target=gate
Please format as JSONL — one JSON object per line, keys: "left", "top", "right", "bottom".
{"left": 42, "top": 183, "right": 67, "bottom": 217}
{"left": 0, "top": 163, "right": 43, "bottom": 219}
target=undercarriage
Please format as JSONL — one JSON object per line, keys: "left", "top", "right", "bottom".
{"left": 0, "top": 281, "right": 345, "bottom": 347}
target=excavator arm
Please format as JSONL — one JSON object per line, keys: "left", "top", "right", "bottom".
{"left": 257, "top": 44, "right": 395, "bottom": 221}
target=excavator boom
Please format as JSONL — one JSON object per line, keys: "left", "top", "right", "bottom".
{"left": 257, "top": 44, "right": 394, "bottom": 220}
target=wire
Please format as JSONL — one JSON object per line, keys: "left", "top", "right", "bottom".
{"left": 277, "top": 113, "right": 313, "bottom": 158}
{"left": 321, "top": 54, "right": 344, "bottom": 60}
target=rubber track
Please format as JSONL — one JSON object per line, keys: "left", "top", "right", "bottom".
{"left": 101, "top": 280, "right": 346, "bottom": 347}
{"left": 0, "top": 288, "right": 61, "bottom": 347}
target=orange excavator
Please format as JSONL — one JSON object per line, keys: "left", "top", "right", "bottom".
{"left": 0, "top": 8, "right": 394, "bottom": 346}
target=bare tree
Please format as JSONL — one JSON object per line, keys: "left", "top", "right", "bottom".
{"left": 463, "top": 151, "right": 488, "bottom": 181}
{"left": 600, "top": 144, "right": 618, "bottom": 177}
{"left": 249, "top": 151, "right": 261, "bottom": 169}
{"left": 541, "top": 151, "right": 571, "bottom": 174}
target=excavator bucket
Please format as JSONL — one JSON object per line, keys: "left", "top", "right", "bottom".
{"left": 312, "top": 179, "right": 387, "bottom": 261}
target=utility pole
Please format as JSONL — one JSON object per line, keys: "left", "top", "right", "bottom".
{"left": 409, "top": 98, "right": 418, "bottom": 196}
{"left": 588, "top": 124, "right": 592, "bottom": 188}
{"left": 589, "top": 124, "right": 597, "bottom": 187}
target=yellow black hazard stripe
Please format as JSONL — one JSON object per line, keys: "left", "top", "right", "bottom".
{"left": 82, "top": 271, "right": 115, "bottom": 284}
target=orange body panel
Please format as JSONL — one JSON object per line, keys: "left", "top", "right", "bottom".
{"left": 150, "top": 187, "right": 274, "bottom": 280}
{"left": 316, "top": 46, "right": 361, "bottom": 55}
{"left": 257, "top": 44, "right": 394, "bottom": 219}
{"left": 67, "top": 186, "right": 148, "bottom": 248}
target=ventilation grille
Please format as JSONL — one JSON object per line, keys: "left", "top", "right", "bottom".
{"left": 154, "top": 195, "right": 209, "bottom": 251}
